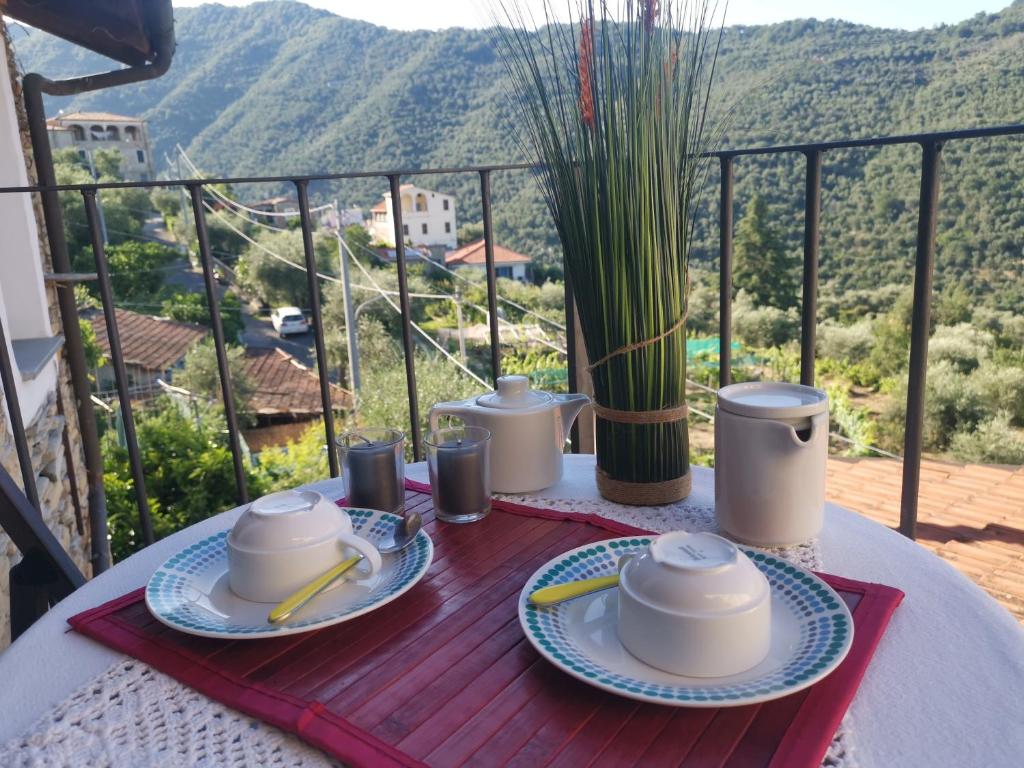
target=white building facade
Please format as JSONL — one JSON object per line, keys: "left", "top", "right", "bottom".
{"left": 46, "top": 111, "right": 154, "bottom": 181}
{"left": 367, "top": 183, "right": 457, "bottom": 249}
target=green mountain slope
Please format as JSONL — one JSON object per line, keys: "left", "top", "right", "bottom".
{"left": 10, "top": 1, "right": 1024, "bottom": 306}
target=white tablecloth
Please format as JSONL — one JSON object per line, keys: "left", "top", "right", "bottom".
{"left": 0, "top": 457, "right": 1021, "bottom": 766}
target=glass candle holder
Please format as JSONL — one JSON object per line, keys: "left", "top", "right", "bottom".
{"left": 424, "top": 426, "right": 491, "bottom": 524}
{"left": 337, "top": 428, "right": 405, "bottom": 514}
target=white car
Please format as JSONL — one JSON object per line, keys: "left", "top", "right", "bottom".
{"left": 270, "top": 307, "right": 309, "bottom": 337}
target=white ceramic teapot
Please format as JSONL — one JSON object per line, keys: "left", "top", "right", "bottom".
{"left": 428, "top": 375, "right": 590, "bottom": 493}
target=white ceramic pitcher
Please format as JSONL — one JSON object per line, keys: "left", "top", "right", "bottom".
{"left": 429, "top": 375, "right": 590, "bottom": 493}
{"left": 714, "top": 382, "right": 829, "bottom": 546}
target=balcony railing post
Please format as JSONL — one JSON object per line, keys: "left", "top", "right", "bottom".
{"left": 21, "top": 74, "right": 110, "bottom": 573}
{"left": 899, "top": 141, "right": 943, "bottom": 540}
{"left": 800, "top": 149, "right": 823, "bottom": 386}
{"left": 188, "top": 184, "right": 249, "bottom": 504}
{"left": 718, "top": 155, "right": 735, "bottom": 388}
{"left": 83, "top": 189, "right": 155, "bottom": 546}
{"left": 387, "top": 175, "right": 423, "bottom": 461}
{"left": 479, "top": 170, "right": 502, "bottom": 385}
{"left": 294, "top": 180, "right": 340, "bottom": 477}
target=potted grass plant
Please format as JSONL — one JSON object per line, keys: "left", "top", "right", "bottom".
{"left": 496, "top": 0, "right": 723, "bottom": 504}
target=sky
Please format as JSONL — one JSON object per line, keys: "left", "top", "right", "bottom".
{"left": 171, "top": 0, "right": 1010, "bottom": 32}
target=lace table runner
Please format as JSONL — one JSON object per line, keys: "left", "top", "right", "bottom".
{"left": 1, "top": 490, "right": 856, "bottom": 767}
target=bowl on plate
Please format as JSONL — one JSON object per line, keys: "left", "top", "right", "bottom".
{"left": 227, "top": 490, "right": 382, "bottom": 603}
{"left": 617, "top": 531, "right": 771, "bottom": 677}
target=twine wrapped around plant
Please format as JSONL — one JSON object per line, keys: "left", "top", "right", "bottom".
{"left": 496, "top": 0, "right": 723, "bottom": 505}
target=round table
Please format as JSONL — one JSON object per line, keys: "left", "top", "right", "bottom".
{"left": 1, "top": 457, "right": 1021, "bottom": 766}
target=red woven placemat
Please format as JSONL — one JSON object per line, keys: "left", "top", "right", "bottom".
{"left": 69, "top": 483, "right": 903, "bottom": 768}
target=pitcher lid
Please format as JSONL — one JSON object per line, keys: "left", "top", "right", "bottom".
{"left": 718, "top": 382, "right": 828, "bottom": 419}
{"left": 477, "top": 375, "right": 552, "bottom": 410}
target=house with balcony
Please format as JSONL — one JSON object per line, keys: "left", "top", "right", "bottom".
{"left": 45, "top": 111, "right": 154, "bottom": 181}
{"left": 367, "top": 183, "right": 457, "bottom": 250}
{"left": 445, "top": 239, "right": 532, "bottom": 281}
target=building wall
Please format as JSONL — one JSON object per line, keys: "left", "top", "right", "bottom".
{"left": 46, "top": 119, "right": 154, "bottom": 181}
{"left": 367, "top": 185, "right": 457, "bottom": 248}
{"left": 453, "top": 262, "right": 529, "bottom": 281}
{"left": 0, "top": 23, "right": 92, "bottom": 650}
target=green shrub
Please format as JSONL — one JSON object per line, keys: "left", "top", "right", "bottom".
{"left": 969, "top": 363, "right": 1024, "bottom": 424}
{"left": 103, "top": 399, "right": 265, "bottom": 560}
{"left": 816, "top": 320, "right": 874, "bottom": 364}
{"left": 928, "top": 324, "right": 994, "bottom": 374}
{"left": 254, "top": 423, "right": 331, "bottom": 492}
{"left": 921, "top": 359, "right": 986, "bottom": 449}
{"left": 732, "top": 290, "right": 799, "bottom": 348}
{"left": 949, "top": 413, "right": 1024, "bottom": 464}
{"left": 826, "top": 386, "right": 878, "bottom": 457}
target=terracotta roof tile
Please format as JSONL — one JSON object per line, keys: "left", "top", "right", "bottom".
{"left": 242, "top": 347, "right": 351, "bottom": 416}
{"left": 445, "top": 239, "right": 531, "bottom": 266}
{"left": 89, "top": 308, "right": 207, "bottom": 373}
{"left": 827, "top": 456, "right": 1024, "bottom": 623}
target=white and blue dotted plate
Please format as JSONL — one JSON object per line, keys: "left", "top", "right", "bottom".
{"left": 145, "top": 509, "right": 433, "bottom": 640}
{"left": 519, "top": 537, "right": 854, "bottom": 707}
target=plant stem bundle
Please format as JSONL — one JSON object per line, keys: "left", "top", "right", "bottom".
{"left": 496, "top": 1, "right": 723, "bottom": 492}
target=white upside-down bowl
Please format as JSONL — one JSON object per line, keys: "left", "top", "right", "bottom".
{"left": 617, "top": 531, "right": 771, "bottom": 677}
{"left": 227, "top": 490, "right": 382, "bottom": 603}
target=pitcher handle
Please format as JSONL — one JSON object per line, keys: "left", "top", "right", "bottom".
{"left": 428, "top": 403, "right": 471, "bottom": 432}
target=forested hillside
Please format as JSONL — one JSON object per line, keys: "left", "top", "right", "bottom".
{"left": 11, "top": 1, "right": 1024, "bottom": 307}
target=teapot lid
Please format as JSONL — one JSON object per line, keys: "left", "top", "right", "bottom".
{"left": 477, "top": 375, "right": 552, "bottom": 410}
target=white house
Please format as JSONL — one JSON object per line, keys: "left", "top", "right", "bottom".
{"left": 367, "top": 183, "right": 457, "bottom": 249}
{"left": 46, "top": 111, "right": 154, "bottom": 181}
{"left": 445, "top": 239, "right": 532, "bottom": 282}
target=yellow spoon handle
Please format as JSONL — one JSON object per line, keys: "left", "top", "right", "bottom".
{"left": 528, "top": 574, "right": 620, "bottom": 606}
{"left": 268, "top": 555, "right": 362, "bottom": 624}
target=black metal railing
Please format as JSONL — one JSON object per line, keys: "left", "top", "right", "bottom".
{"left": 1, "top": 123, "right": 1023, "bottom": 636}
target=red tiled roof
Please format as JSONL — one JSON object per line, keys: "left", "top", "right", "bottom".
{"left": 89, "top": 308, "right": 207, "bottom": 373}
{"left": 370, "top": 200, "right": 387, "bottom": 213}
{"left": 827, "top": 457, "right": 1024, "bottom": 623}
{"left": 242, "top": 348, "right": 351, "bottom": 416}
{"left": 445, "top": 239, "right": 532, "bottom": 266}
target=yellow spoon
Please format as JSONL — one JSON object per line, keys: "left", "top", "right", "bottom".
{"left": 268, "top": 510, "right": 423, "bottom": 625}
{"left": 528, "top": 574, "right": 620, "bottom": 606}
{"left": 268, "top": 555, "right": 361, "bottom": 624}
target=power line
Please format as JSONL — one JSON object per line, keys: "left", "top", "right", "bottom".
{"left": 176, "top": 146, "right": 333, "bottom": 217}
{"left": 201, "top": 199, "right": 487, "bottom": 387}
{"left": 68, "top": 221, "right": 241, "bottom": 261}
{"left": 350, "top": 237, "right": 567, "bottom": 333}
{"left": 339, "top": 235, "right": 489, "bottom": 387}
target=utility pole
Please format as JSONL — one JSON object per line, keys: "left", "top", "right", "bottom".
{"left": 84, "top": 149, "right": 108, "bottom": 244}
{"left": 454, "top": 289, "right": 467, "bottom": 366}
{"left": 335, "top": 201, "right": 361, "bottom": 394}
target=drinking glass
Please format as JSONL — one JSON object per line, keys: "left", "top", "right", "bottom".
{"left": 424, "top": 426, "right": 491, "bottom": 523}
{"left": 337, "top": 428, "right": 405, "bottom": 514}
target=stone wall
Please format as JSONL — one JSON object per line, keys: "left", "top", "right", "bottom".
{"left": 0, "top": 393, "right": 91, "bottom": 646}
{"left": 0, "top": 21, "right": 93, "bottom": 649}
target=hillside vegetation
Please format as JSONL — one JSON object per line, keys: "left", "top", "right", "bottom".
{"left": 11, "top": 1, "right": 1024, "bottom": 308}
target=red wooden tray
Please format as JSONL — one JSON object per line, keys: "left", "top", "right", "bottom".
{"left": 69, "top": 483, "right": 903, "bottom": 767}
